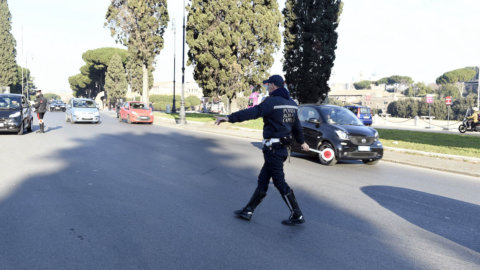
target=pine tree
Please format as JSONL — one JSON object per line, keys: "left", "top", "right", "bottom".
{"left": 187, "top": 0, "right": 281, "bottom": 113}
{"left": 106, "top": 0, "right": 169, "bottom": 104}
{"left": 0, "top": 0, "right": 17, "bottom": 89}
{"left": 283, "top": 0, "right": 342, "bottom": 104}
{"left": 105, "top": 53, "right": 128, "bottom": 106}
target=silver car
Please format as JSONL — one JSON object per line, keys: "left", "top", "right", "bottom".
{"left": 65, "top": 98, "right": 100, "bottom": 124}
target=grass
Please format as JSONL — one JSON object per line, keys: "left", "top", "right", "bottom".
{"left": 377, "top": 128, "right": 480, "bottom": 158}
{"left": 152, "top": 111, "right": 479, "bottom": 158}
{"left": 154, "top": 112, "right": 216, "bottom": 122}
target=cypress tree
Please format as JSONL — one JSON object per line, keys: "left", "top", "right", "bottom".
{"left": 106, "top": 0, "right": 169, "bottom": 104}
{"left": 0, "top": 0, "right": 17, "bottom": 89}
{"left": 104, "top": 53, "right": 128, "bottom": 106}
{"left": 283, "top": 0, "right": 342, "bottom": 104}
{"left": 187, "top": 0, "right": 281, "bottom": 113}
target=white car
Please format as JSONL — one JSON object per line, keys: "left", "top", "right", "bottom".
{"left": 65, "top": 98, "right": 100, "bottom": 124}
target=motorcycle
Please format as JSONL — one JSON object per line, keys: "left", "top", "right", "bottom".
{"left": 458, "top": 118, "right": 480, "bottom": 133}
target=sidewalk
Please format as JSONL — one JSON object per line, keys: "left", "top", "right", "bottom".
{"left": 151, "top": 116, "right": 480, "bottom": 178}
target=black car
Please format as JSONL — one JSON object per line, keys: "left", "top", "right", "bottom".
{"left": 49, "top": 100, "right": 66, "bottom": 112}
{"left": 0, "top": 94, "right": 33, "bottom": 135}
{"left": 292, "top": 104, "right": 383, "bottom": 165}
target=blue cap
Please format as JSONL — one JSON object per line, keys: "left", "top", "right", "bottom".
{"left": 263, "top": 75, "right": 284, "bottom": 87}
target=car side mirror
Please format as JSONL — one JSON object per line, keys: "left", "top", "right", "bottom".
{"left": 308, "top": 118, "right": 320, "bottom": 124}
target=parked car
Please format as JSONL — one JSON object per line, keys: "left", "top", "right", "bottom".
{"left": 65, "top": 98, "right": 100, "bottom": 124}
{"left": 0, "top": 93, "right": 33, "bottom": 135}
{"left": 119, "top": 101, "right": 154, "bottom": 124}
{"left": 344, "top": 105, "right": 373, "bottom": 126}
{"left": 49, "top": 100, "right": 66, "bottom": 112}
{"left": 292, "top": 104, "right": 383, "bottom": 165}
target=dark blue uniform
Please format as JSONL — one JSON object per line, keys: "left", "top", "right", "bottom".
{"left": 228, "top": 87, "right": 305, "bottom": 195}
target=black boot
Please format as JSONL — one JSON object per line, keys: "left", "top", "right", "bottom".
{"left": 36, "top": 123, "right": 44, "bottom": 133}
{"left": 281, "top": 190, "right": 305, "bottom": 225}
{"left": 234, "top": 189, "right": 266, "bottom": 221}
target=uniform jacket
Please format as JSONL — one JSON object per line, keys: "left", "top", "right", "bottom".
{"left": 228, "top": 87, "right": 305, "bottom": 144}
{"left": 33, "top": 94, "right": 48, "bottom": 113}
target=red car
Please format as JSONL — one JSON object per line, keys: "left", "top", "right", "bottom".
{"left": 119, "top": 101, "right": 154, "bottom": 124}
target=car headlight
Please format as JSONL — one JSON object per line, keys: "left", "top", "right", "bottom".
{"left": 374, "top": 131, "right": 379, "bottom": 141}
{"left": 9, "top": 111, "right": 21, "bottom": 118}
{"left": 94, "top": 111, "right": 100, "bottom": 116}
{"left": 335, "top": 129, "right": 349, "bottom": 140}
{"left": 131, "top": 111, "right": 138, "bottom": 115}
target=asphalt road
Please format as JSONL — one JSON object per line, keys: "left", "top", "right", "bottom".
{"left": 0, "top": 112, "right": 479, "bottom": 270}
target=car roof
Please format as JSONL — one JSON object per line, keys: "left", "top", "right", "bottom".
{"left": 0, "top": 93, "right": 23, "bottom": 97}
{"left": 299, "top": 104, "right": 342, "bottom": 109}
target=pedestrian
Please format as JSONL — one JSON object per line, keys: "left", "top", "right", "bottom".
{"left": 33, "top": 89, "right": 47, "bottom": 133}
{"left": 215, "top": 75, "right": 310, "bottom": 225}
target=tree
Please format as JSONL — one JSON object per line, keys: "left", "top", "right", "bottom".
{"left": 0, "top": 0, "right": 17, "bottom": 89}
{"left": 68, "top": 47, "right": 128, "bottom": 98}
{"left": 106, "top": 0, "right": 169, "bottom": 105}
{"left": 125, "top": 53, "right": 153, "bottom": 97}
{"left": 283, "top": 0, "right": 343, "bottom": 104}
{"left": 187, "top": 0, "right": 282, "bottom": 113}
{"left": 11, "top": 66, "right": 35, "bottom": 95}
{"left": 435, "top": 67, "right": 477, "bottom": 85}
{"left": 105, "top": 53, "right": 128, "bottom": 106}
{"left": 404, "top": 82, "right": 433, "bottom": 97}
{"left": 375, "top": 75, "right": 413, "bottom": 93}
{"left": 353, "top": 80, "right": 372, "bottom": 90}
{"left": 438, "top": 83, "right": 461, "bottom": 99}
{"left": 68, "top": 73, "right": 92, "bottom": 98}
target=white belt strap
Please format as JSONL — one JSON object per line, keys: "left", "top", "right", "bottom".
{"left": 263, "top": 138, "right": 281, "bottom": 147}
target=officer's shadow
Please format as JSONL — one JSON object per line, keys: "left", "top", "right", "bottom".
{"left": 251, "top": 142, "right": 263, "bottom": 150}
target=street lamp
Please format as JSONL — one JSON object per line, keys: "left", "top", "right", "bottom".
{"left": 172, "top": 18, "right": 177, "bottom": 113}
{"left": 179, "top": 0, "right": 187, "bottom": 125}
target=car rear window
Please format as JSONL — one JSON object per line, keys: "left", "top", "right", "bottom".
{"left": 360, "top": 107, "right": 371, "bottom": 114}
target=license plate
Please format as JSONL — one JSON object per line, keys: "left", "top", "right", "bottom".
{"left": 358, "top": 146, "right": 370, "bottom": 151}
{"left": 0, "top": 123, "right": 3, "bottom": 127}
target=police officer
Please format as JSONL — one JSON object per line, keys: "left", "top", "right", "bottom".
{"left": 215, "top": 75, "right": 310, "bottom": 225}
{"left": 33, "top": 89, "right": 47, "bottom": 133}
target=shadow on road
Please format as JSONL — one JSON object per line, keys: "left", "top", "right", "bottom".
{"left": 0, "top": 130, "right": 463, "bottom": 269}
{"left": 362, "top": 185, "right": 480, "bottom": 253}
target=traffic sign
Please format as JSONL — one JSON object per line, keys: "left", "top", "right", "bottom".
{"left": 445, "top": 96, "right": 452, "bottom": 105}
{"left": 426, "top": 94, "right": 434, "bottom": 104}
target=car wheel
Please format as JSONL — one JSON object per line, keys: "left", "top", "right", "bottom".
{"left": 17, "top": 122, "right": 24, "bottom": 135}
{"left": 458, "top": 124, "right": 466, "bottom": 133}
{"left": 127, "top": 115, "right": 132, "bottom": 124}
{"left": 362, "top": 159, "right": 379, "bottom": 165}
{"left": 318, "top": 142, "right": 337, "bottom": 166}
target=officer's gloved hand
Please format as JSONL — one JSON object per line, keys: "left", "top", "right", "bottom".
{"left": 301, "top": 143, "right": 310, "bottom": 152}
{"left": 215, "top": 116, "right": 229, "bottom": 125}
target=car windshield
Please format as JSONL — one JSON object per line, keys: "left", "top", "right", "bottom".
{"left": 73, "top": 100, "right": 96, "bottom": 108}
{"left": 131, "top": 103, "right": 149, "bottom": 110}
{"left": 320, "top": 107, "right": 364, "bottom": 126}
{"left": 0, "top": 96, "right": 22, "bottom": 110}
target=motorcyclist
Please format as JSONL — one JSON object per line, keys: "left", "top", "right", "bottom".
{"left": 466, "top": 107, "right": 479, "bottom": 129}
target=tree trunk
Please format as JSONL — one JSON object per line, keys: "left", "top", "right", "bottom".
{"left": 142, "top": 63, "right": 149, "bottom": 104}
{"left": 227, "top": 98, "right": 232, "bottom": 114}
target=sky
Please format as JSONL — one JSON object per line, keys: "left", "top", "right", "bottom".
{"left": 8, "top": 0, "right": 480, "bottom": 93}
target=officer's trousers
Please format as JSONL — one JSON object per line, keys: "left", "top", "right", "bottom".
{"left": 257, "top": 144, "right": 291, "bottom": 195}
